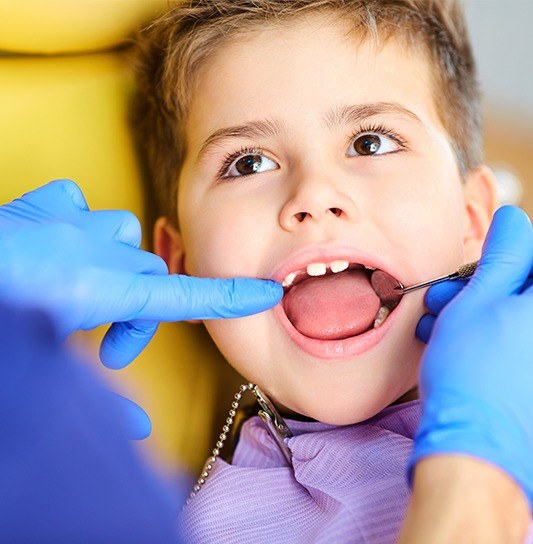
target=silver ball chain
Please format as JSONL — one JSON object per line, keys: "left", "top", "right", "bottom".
{"left": 186, "top": 383, "right": 255, "bottom": 504}
{"left": 186, "top": 382, "right": 292, "bottom": 505}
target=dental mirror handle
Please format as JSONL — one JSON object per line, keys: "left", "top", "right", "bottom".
{"left": 398, "top": 261, "right": 478, "bottom": 295}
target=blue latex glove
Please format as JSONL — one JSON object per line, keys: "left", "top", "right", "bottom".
{"left": 0, "top": 297, "right": 181, "bottom": 542}
{"left": 0, "top": 180, "right": 282, "bottom": 437}
{"left": 410, "top": 205, "right": 533, "bottom": 506}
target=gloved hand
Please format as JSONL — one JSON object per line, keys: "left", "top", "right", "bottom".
{"left": 410, "top": 205, "right": 533, "bottom": 507}
{"left": 0, "top": 180, "right": 282, "bottom": 437}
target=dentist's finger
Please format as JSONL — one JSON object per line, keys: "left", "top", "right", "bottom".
{"left": 122, "top": 274, "right": 284, "bottom": 322}
{"left": 111, "top": 393, "right": 152, "bottom": 440}
{"left": 87, "top": 210, "right": 143, "bottom": 248}
{"left": 415, "top": 313, "right": 436, "bottom": 344}
{"left": 23, "top": 179, "right": 90, "bottom": 215}
{"left": 424, "top": 278, "right": 467, "bottom": 315}
{"left": 100, "top": 320, "right": 159, "bottom": 369}
{"left": 521, "top": 276, "right": 533, "bottom": 294}
{"left": 54, "top": 179, "right": 90, "bottom": 211}
{"left": 95, "top": 243, "right": 169, "bottom": 275}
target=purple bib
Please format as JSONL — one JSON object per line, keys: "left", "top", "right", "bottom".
{"left": 180, "top": 399, "right": 533, "bottom": 543}
{"left": 180, "top": 401, "right": 420, "bottom": 543}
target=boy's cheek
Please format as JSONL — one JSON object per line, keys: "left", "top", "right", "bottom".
{"left": 463, "top": 237, "right": 485, "bottom": 263}
{"left": 183, "top": 224, "right": 269, "bottom": 278}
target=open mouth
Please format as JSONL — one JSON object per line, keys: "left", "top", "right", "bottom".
{"left": 281, "top": 260, "right": 402, "bottom": 341}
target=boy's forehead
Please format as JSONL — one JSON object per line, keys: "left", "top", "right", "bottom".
{"left": 184, "top": 14, "right": 442, "bottom": 157}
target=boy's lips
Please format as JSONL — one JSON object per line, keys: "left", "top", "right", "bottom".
{"left": 270, "top": 246, "right": 405, "bottom": 359}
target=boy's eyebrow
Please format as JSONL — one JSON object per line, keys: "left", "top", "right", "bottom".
{"left": 322, "top": 102, "right": 423, "bottom": 129}
{"left": 196, "top": 102, "right": 422, "bottom": 162}
{"left": 197, "top": 119, "right": 285, "bottom": 161}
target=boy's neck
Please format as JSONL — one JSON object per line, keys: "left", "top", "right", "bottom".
{"left": 391, "top": 387, "right": 419, "bottom": 406}
{"left": 276, "top": 386, "right": 419, "bottom": 423}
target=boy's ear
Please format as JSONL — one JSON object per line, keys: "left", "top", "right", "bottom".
{"left": 462, "top": 165, "right": 500, "bottom": 261}
{"left": 153, "top": 216, "right": 186, "bottom": 275}
{"left": 154, "top": 217, "right": 201, "bottom": 325}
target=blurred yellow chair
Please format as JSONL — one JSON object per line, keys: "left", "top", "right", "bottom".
{"left": 0, "top": 0, "right": 238, "bottom": 474}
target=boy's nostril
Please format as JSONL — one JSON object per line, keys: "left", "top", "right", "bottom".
{"left": 295, "top": 212, "right": 308, "bottom": 222}
{"left": 329, "top": 207, "right": 342, "bottom": 217}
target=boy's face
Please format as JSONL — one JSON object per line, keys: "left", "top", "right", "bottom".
{"left": 157, "top": 15, "right": 497, "bottom": 424}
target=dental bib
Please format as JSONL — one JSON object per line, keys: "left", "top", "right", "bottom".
{"left": 283, "top": 268, "right": 381, "bottom": 339}
{"left": 180, "top": 401, "right": 421, "bottom": 544}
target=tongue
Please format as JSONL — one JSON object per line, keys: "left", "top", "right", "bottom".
{"left": 283, "top": 269, "right": 381, "bottom": 340}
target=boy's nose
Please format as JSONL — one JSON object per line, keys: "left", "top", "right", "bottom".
{"left": 278, "top": 178, "right": 356, "bottom": 232}
{"left": 287, "top": 207, "right": 344, "bottom": 226}
{"left": 294, "top": 207, "right": 342, "bottom": 222}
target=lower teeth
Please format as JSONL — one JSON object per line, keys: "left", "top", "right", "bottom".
{"left": 373, "top": 306, "right": 390, "bottom": 329}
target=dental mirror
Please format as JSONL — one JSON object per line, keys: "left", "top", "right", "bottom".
{"left": 370, "top": 261, "right": 478, "bottom": 309}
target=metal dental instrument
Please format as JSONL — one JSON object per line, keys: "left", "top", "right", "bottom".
{"left": 370, "top": 260, "right": 479, "bottom": 310}
{"left": 397, "top": 260, "right": 478, "bottom": 294}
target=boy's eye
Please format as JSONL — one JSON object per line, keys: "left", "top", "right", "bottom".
{"left": 223, "top": 153, "right": 278, "bottom": 178}
{"left": 346, "top": 133, "right": 399, "bottom": 157}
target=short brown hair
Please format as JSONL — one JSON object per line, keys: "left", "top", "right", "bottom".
{"left": 133, "top": 0, "right": 482, "bottom": 222}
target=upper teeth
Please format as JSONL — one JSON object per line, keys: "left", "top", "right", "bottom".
{"left": 282, "top": 260, "right": 355, "bottom": 287}
{"left": 307, "top": 262, "right": 327, "bottom": 276}
{"left": 330, "top": 260, "right": 350, "bottom": 273}
{"left": 282, "top": 272, "right": 297, "bottom": 286}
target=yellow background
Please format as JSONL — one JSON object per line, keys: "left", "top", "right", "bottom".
{"left": 0, "top": 1, "right": 243, "bottom": 474}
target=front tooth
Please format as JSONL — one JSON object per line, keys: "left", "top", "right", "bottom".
{"left": 307, "top": 262, "right": 327, "bottom": 276}
{"left": 373, "top": 306, "right": 391, "bottom": 328}
{"left": 330, "top": 260, "right": 349, "bottom": 273}
{"left": 282, "top": 272, "right": 297, "bottom": 287}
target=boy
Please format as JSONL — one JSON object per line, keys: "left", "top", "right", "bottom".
{"left": 134, "top": 1, "right": 523, "bottom": 542}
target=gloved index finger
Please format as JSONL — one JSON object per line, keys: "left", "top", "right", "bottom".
{"left": 128, "top": 274, "right": 283, "bottom": 322}
{"left": 424, "top": 277, "right": 467, "bottom": 315}
{"left": 464, "top": 206, "right": 533, "bottom": 299}
{"left": 30, "top": 179, "right": 90, "bottom": 214}
{"left": 83, "top": 210, "right": 143, "bottom": 248}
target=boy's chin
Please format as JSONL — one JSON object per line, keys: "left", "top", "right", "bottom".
{"left": 277, "top": 386, "right": 419, "bottom": 426}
